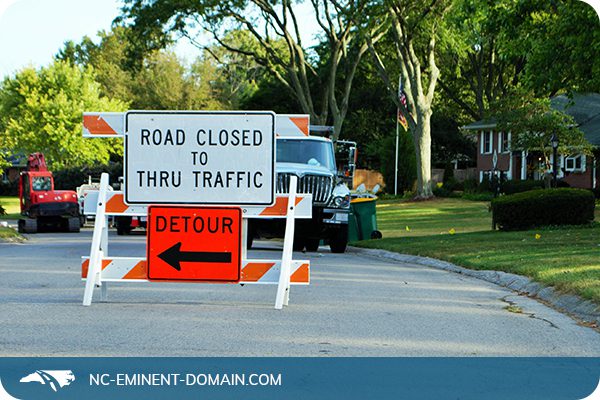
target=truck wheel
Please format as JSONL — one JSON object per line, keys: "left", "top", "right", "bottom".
{"left": 293, "top": 236, "right": 305, "bottom": 252}
{"left": 116, "top": 216, "right": 132, "bottom": 235}
{"left": 18, "top": 218, "right": 37, "bottom": 234}
{"left": 329, "top": 225, "right": 348, "bottom": 253}
{"left": 68, "top": 217, "right": 81, "bottom": 233}
{"left": 305, "top": 238, "right": 320, "bottom": 252}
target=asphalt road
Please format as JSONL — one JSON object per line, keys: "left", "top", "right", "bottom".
{"left": 1, "top": 228, "right": 599, "bottom": 356}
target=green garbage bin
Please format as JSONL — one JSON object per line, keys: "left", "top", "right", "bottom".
{"left": 349, "top": 197, "right": 382, "bottom": 241}
{"left": 348, "top": 208, "right": 360, "bottom": 242}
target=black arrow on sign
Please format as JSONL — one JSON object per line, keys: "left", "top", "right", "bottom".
{"left": 158, "top": 242, "right": 232, "bottom": 271}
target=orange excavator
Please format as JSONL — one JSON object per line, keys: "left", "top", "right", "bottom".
{"left": 18, "top": 153, "right": 80, "bottom": 233}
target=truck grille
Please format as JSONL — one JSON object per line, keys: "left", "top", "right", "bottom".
{"left": 277, "top": 173, "right": 333, "bottom": 205}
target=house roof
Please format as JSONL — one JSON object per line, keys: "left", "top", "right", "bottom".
{"left": 551, "top": 93, "right": 600, "bottom": 146}
{"left": 462, "top": 93, "right": 600, "bottom": 146}
{"left": 3, "top": 153, "right": 27, "bottom": 167}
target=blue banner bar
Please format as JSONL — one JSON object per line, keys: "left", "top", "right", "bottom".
{"left": 0, "top": 358, "right": 598, "bottom": 399}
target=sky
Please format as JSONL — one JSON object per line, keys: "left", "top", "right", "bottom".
{"left": 0, "top": 0, "right": 599, "bottom": 81}
{"left": 0, "top": 0, "right": 201, "bottom": 79}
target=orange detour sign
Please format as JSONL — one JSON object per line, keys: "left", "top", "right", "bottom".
{"left": 147, "top": 206, "right": 242, "bottom": 282}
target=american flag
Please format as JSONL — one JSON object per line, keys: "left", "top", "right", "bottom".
{"left": 397, "top": 86, "right": 408, "bottom": 131}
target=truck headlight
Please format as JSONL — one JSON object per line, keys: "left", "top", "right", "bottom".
{"left": 332, "top": 194, "right": 350, "bottom": 208}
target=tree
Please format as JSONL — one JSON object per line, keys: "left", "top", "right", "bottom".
{"left": 0, "top": 60, "right": 127, "bottom": 169}
{"left": 117, "top": 0, "right": 386, "bottom": 138}
{"left": 506, "top": 0, "right": 600, "bottom": 96}
{"left": 57, "top": 27, "right": 226, "bottom": 111}
{"left": 365, "top": 0, "right": 451, "bottom": 199}
{"left": 437, "top": 0, "right": 600, "bottom": 121}
{"left": 58, "top": 27, "right": 137, "bottom": 104}
{"left": 492, "top": 89, "right": 592, "bottom": 180}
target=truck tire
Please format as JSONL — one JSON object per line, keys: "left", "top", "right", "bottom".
{"left": 18, "top": 218, "right": 37, "bottom": 234}
{"left": 293, "top": 236, "right": 305, "bottom": 252}
{"left": 116, "top": 216, "right": 132, "bottom": 235}
{"left": 305, "top": 238, "right": 320, "bottom": 252}
{"left": 329, "top": 225, "right": 348, "bottom": 253}
{"left": 68, "top": 217, "right": 81, "bottom": 233}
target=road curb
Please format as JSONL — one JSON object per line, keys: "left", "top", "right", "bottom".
{"left": 349, "top": 246, "right": 600, "bottom": 327}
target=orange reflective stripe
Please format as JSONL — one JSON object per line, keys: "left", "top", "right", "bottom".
{"left": 105, "top": 194, "right": 128, "bottom": 213}
{"left": 290, "top": 263, "right": 309, "bottom": 283}
{"left": 123, "top": 261, "right": 148, "bottom": 280}
{"left": 83, "top": 115, "right": 116, "bottom": 135}
{"left": 289, "top": 117, "right": 309, "bottom": 136}
{"left": 241, "top": 262, "right": 274, "bottom": 282}
{"left": 81, "top": 259, "right": 111, "bottom": 277}
{"left": 259, "top": 197, "right": 303, "bottom": 216}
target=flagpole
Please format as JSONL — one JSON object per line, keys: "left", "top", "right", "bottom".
{"left": 394, "top": 113, "right": 399, "bottom": 196}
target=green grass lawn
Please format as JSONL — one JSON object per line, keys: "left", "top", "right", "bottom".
{"left": 0, "top": 196, "right": 20, "bottom": 219}
{"left": 0, "top": 226, "right": 20, "bottom": 240}
{"left": 355, "top": 198, "right": 600, "bottom": 304}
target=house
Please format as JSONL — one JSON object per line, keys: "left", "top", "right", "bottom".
{"left": 462, "top": 93, "right": 600, "bottom": 189}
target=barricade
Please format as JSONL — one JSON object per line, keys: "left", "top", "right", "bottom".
{"left": 82, "top": 111, "right": 312, "bottom": 309}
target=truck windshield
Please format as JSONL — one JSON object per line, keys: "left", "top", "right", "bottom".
{"left": 32, "top": 176, "right": 52, "bottom": 191}
{"left": 276, "top": 139, "right": 335, "bottom": 171}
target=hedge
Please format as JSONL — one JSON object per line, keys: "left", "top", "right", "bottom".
{"left": 500, "top": 179, "right": 543, "bottom": 195}
{"left": 52, "top": 162, "right": 123, "bottom": 191}
{"left": 491, "top": 188, "right": 595, "bottom": 230}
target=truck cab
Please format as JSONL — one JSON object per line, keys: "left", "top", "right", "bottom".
{"left": 249, "top": 116, "right": 351, "bottom": 253}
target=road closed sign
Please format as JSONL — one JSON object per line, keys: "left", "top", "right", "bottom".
{"left": 147, "top": 206, "right": 242, "bottom": 282}
{"left": 125, "top": 111, "right": 275, "bottom": 205}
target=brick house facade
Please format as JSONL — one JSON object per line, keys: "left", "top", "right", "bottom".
{"left": 463, "top": 93, "right": 600, "bottom": 189}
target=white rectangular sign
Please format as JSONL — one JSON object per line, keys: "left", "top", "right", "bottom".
{"left": 125, "top": 111, "right": 275, "bottom": 205}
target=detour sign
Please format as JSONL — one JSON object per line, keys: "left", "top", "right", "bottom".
{"left": 147, "top": 206, "right": 242, "bottom": 282}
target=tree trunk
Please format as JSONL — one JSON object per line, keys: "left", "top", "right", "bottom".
{"left": 413, "top": 110, "right": 433, "bottom": 199}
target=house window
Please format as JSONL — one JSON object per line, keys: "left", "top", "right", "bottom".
{"left": 499, "top": 132, "right": 510, "bottom": 153}
{"left": 481, "top": 131, "right": 492, "bottom": 154}
{"left": 565, "top": 155, "right": 586, "bottom": 172}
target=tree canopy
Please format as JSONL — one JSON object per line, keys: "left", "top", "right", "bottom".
{"left": 117, "top": 0, "right": 388, "bottom": 138}
{"left": 493, "top": 89, "right": 592, "bottom": 175}
{"left": 0, "top": 60, "right": 127, "bottom": 170}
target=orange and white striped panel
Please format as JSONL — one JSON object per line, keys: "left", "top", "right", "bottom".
{"left": 81, "top": 257, "right": 310, "bottom": 285}
{"left": 241, "top": 259, "right": 310, "bottom": 285}
{"left": 82, "top": 112, "right": 125, "bottom": 137}
{"left": 83, "top": 191, "right": 148, "bottom": 216}
{"left": 83, "top": 191, "right": 312, "bottom": 219}
{"left": 83, "top": 113, "right": 309, "bottom": 138}
{"left": 242, "top": 194, "right": 311, "bottom": 218}
{"left": 81, "top": 257, "right": 148, "bottom": 282}
{"left": 276, "top": 114, "right": 310, "bottom": 137}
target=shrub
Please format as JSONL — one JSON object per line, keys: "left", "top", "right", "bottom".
{"left": 442, "top": 163, "right": 454, "bottom": 183}
{"left": 53, "top": 162, "right": 123, "bottom": 191}
{"left": 0, "top": 203, "right": 5, "bottom": 216}
{"left": 0, "top": 180, "right": 18, "bottom": 196}
{"left": 433, "top": 186, "right": 452, "bottom": 198}
{"left": 462, "top": 192, "right": 494, "bottom": 202}
{"left": 491, "top": 188, "right": 595, "bottom": 230}
{"left": 501, "top": 179, "right": 543, "bottom": 195}
{"left": 463, "top": 178, "right": 478, "bottom": 193}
